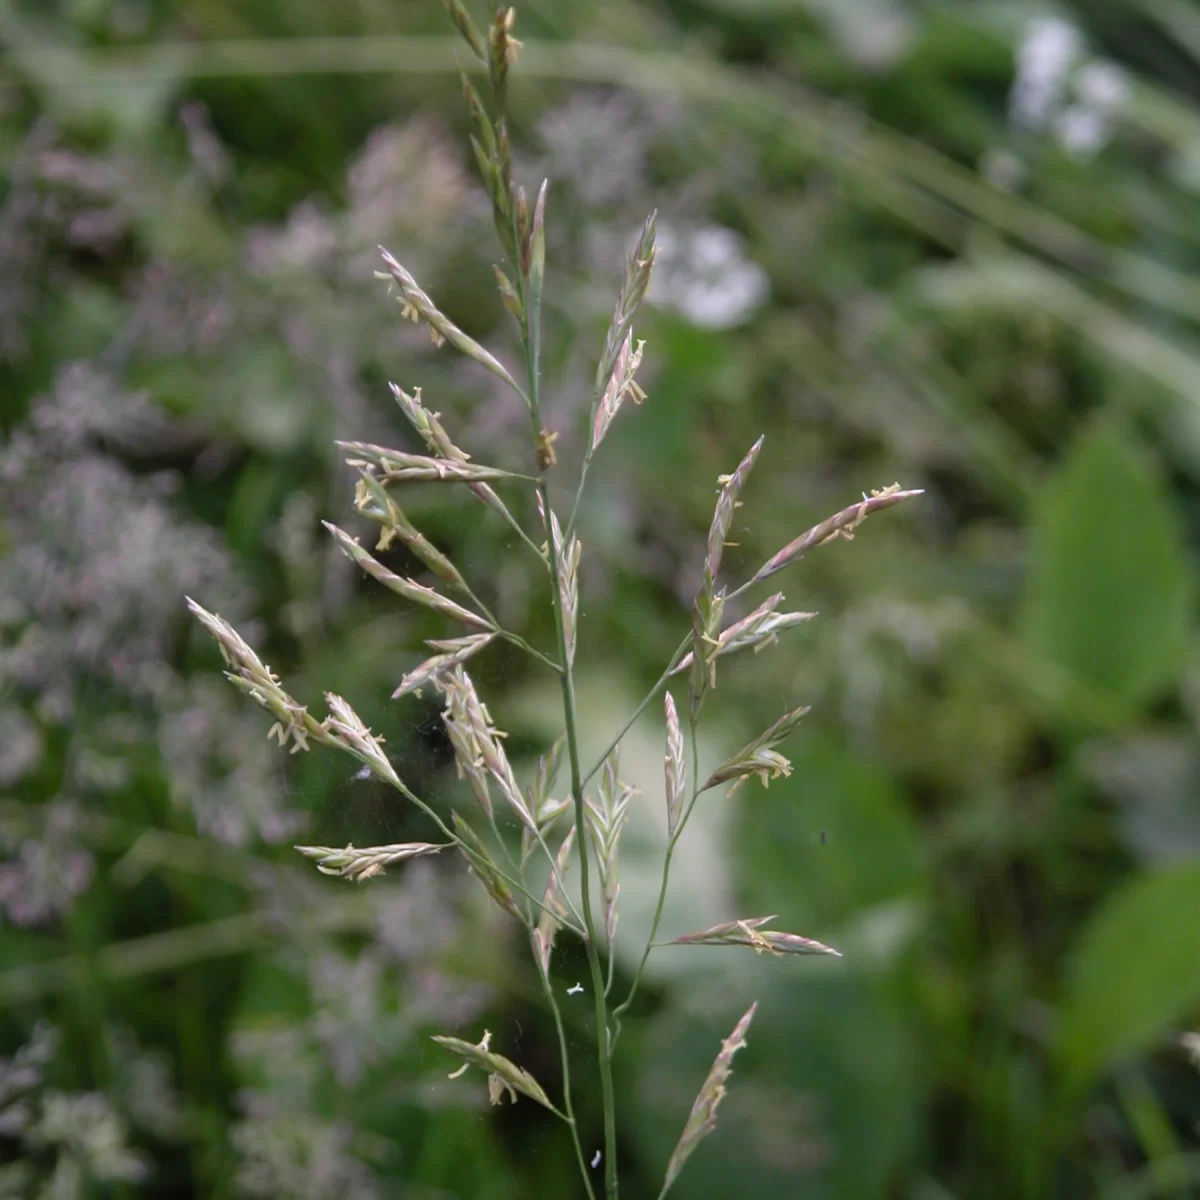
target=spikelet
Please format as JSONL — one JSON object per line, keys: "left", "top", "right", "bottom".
{"left": 294, "top": 841, "right": 443, "bottom": 883}
{"left": 432, "top": 1028, "right": 555, "bottom": 1112}
{"left": 750, "top": 484, "right": 924, "bottom": 584}
{"left": 660, "top": 1004, "right": 758, "bottom": 1196}
{"left": 668, "top": 916, "right": 840, "bottom": 958}
{"left": 700, "top": 706, "right": 810, "bottom": 794}
{"left": 584, "top": 750, "right": 636, "bottom": 947}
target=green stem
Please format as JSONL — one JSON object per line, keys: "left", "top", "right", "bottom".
{"left": 509, "top": 511, "right": 554, "bottom": 566}
{"left": 484, "top": 489, "right": 552, "bottom": 567}
{"left": 582, "top": 638, "right": 691, "bottom": 789}
{"left": 474, "top": 837, "right": 582, "bottom": 934}
{"left": 610, "top": 710, "right": 700, "bottom": 1049}
{"left": 495, "top": 628, "right": 562, "bottom": 673}
{"left": 609, "top": 845, "right": 672, "bottom": 1049}
{"left": 564, "top": 451, "right": 594, "bottom": 543}
{"left": 530, "top": 821, "right": 587, "bottom": 932}
{"left": 536, "top": 955, "right": 598, "bottom": 1200}
{"left": 519, "top": 242, "right": 619, "bottom": 1198}
{"left": 546, "top": 519, "right": 619, "bottom": 1200}
{"left": 392, "top": 776, "right": 581, "bottom": 935}
{"left": 456, "top": 581, "right": 562, "bottom": 673}
{"left": 485, "top": 806, "right": 520, "bottom": 876}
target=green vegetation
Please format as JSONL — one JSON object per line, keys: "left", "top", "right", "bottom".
{"left": 4, "top": 1, "right": 1200, "bottom": 1196}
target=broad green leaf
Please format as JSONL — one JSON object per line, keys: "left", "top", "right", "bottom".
{"left": 1024, "top": 424, "right": 1192, "bottom": 710}
{"left": 1057, "top": 863, "right": 1200, "bottom": 1092}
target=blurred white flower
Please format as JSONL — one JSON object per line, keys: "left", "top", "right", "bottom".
{"left": 1054, "top": 106, "right": 1108, "bottom": 158}
{"left": 538, "top": 93, "right": 652, "bottom": 208}
{"left": 648, "top": 223, "right": 769, "bottom": 330}
{"left": 1075, "top": 62, "right": 1130, "bottom": 113}
{"left": 1007, "top": 16, "right": 1128, "bottom": 161}
{"left": 1010, "top": 16, "right": 1082, "bottom": 130}
{"left": 979, "top": 148, "right": 1026, "bottom": 192}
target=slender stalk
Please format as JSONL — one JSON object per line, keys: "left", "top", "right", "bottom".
{"left": 494, "top": 627, "right": 562, "bottom": 672}
{"left": 530, "top": 820, "right": 587, "bottom": 932}
{"left": 536, "top": 959, "right": 598, "bottom": 1200}
{"left": 519, "top": 242, "right": 619, "bottom": 1197}
{"left": 544, "top": 525, "right": 619, "bottom": 1199}
{"left": 609, "top": 845, "right": 672, "bottom": 1050}
{"left": 485, "top": 806, "right": 521, "bottom": 875}
{"left": 479, "top": 841, "right": 583, "bottom": 935}
{"left": 610, "top": 709, "right": 700, "bottom": 1049}
{"left": 499, "top": 502, "right": 556, "bottom": 567}
{"left": 455, "top": 580, "right": 563, "bottom": 672}
{"left": 583, "top": 637, "right": 691, "bottom": 788}
{"left": 564, "top": 451, "right": 595, "bottom": 543}
{"left": 393, "top": 776, "right": 581, "bottom": 935}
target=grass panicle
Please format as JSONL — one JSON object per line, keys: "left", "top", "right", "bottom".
{"left": 183, "top": 5, "right": 922, "bottom": 1195}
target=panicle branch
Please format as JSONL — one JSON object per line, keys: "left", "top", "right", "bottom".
{"left": 322, "top": 692, "right": 403, "bottom": 788}
{"left": 341, "top": 440, "right": 520, "bottom": 484}
{"left": 522, "top": 736, "right": 570, "bottom": 865}
{"left": 539, "top": 495, "right": 580, "bottom": 667}
{"left": 352, "top": 469, "right": 464, "bottom": 585}
{"left": 388, "top": 383, "right": 526, "bottom": 530}
{"left": 672, "top": 593, "right": 815, "bottom": 677}
{"left": 438, "top": 0, "right": 487, "bottom": 61}
{"left": 185, "top": 598, "right": 325, "bottom": 756}
{"left": 452, "top": 813, "right": 522, "bottom": 920}
{"left": 664, "top": 692, "right": 686, "bottom": 839}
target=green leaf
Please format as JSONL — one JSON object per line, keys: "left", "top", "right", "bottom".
{"left": 1056, "top": 863, "right": 1200, "bottom": 1092}
{"left": 1023, "top": 423, "right": 1192, "bottom": 711}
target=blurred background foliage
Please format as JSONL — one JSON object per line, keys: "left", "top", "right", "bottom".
{"left": 3, "top": 0, "right": 1200, "bottom": 1195}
